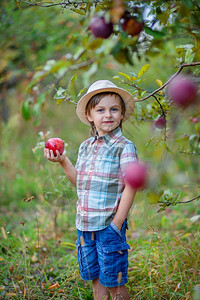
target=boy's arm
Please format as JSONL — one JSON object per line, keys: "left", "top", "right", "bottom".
{"left": 112, "top": 184, "right": 137, "bottom": 230}
{"left": 44, "top": 149, "right": 77, "bottom": 187}
{"left": 59, "top": 156, "right": 77, "bottom": 187}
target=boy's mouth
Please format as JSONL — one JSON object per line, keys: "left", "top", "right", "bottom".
{"left": 103, "top": 121, "right": 113, "bottom": 124}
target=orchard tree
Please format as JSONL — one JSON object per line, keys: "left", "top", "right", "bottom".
{"left": 4, "top": 0, "right": 200, "bottom": 210}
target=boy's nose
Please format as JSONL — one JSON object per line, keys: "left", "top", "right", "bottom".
{"left": 105, "top": 110, "right": 111, "bottom": 117}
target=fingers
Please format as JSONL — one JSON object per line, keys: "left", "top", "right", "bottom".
{"left": 44, "top": 148, "right": 64, "bottom": 162}
{"left": 44, "top": 148, "right": 56, "bottom": 161}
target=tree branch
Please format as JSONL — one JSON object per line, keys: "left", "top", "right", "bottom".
{"left": 152, "top": 95, "right": 166, "bottom": 118}
{"left": 135, "top": 62, "right": 200, "bottom": 102}
{"left": 180, "top": 151, "right": 200, "bottom": 155}
{"left": 42, "top": 58, "right": 95, "bottom": 93}
{"left": 17, "top": 0, "right": 90, "bottom": 8}
{"left": 177, "top": 195, "right": 200, "bottom": 204}
{"left": 158, "top": 194, "right": 200, "bottom": 210}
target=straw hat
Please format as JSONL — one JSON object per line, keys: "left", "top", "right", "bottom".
{"left": 76, "top": 80, "right": 135, "bottom": 125}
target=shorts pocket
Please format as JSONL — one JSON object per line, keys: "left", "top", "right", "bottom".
{"left": 102, "top": 242, "right": 130, "bottom": 276}
{"left": 109, "top": 221, "right": 122, "bottom": 237}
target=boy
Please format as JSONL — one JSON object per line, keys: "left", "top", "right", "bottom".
{"left": 44, "top": 80, "right": 138, "bottom": 299}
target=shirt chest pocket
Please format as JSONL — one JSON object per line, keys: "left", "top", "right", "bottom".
{"left": 95, "top": 156, "right": 120, "bottom": 177}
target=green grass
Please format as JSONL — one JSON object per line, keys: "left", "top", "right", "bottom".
{"left": 1, "top": 195, "right": 200, "bottom": 299}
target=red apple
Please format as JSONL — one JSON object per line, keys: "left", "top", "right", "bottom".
{"left": 120, "top": 14, "right": 143, "bottom": 36}
{"left": 45, "top": 138, "right": 65, "bottom": 156}
{"left": 166, "top": 75, "right": 198, "bottom": 108}
{"left": 154, "top": 116, "right": 166, "bottom": 129}
{"left": 89, "top": 16, "right": 113, "bottom": 39}
{"left": 189, "top": 117, "right": 199, "bottom": 124}
{"left": 125, "top": 162, "right": 148, "bottom": 189}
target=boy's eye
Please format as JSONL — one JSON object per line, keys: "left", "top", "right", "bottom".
{"left": 112, "top": 108, "right": 118, "bottom": 111}
{"left": 97, "top": 109, "right": 104, "bottom": 112}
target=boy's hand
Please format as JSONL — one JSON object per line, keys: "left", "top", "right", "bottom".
{"left": 44, "top": 148, "right": 65, "bottom": 163}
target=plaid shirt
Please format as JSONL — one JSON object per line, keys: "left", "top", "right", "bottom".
{"left": 75, "top": 127, "right": 138, "bottom": 231}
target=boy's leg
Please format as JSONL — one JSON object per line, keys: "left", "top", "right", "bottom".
{"left": 92, "top": 278, "right": 110, "bottom": 300}
{"left": 108, "top": 285, "right": 129, "bottom": 300}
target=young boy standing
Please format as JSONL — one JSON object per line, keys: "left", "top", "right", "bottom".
{"left": 44, "top": 80, "right": 138, "bottom": 299}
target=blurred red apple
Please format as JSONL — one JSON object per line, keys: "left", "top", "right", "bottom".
{"left": 125, "top": 162, "right": 148, "bottom": 189}
{"left": 166, "top": 75, "right": 198, "bottom": 108}
{"left": 45, "top": 138, "right": 65, "bottom": 156}
{"left": 189, "top": 117, "right": 199, "bottom": 124}
{"left": 89, "top": 16, "right": 113, "bottom": 39}
{"left": 154, "top": 116, "right": 166, "bottom": 129}
{"left": 120, "top": 13, "right": 143, "bottom": 36}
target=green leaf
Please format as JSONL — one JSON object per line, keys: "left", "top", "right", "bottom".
{"left": 37, "top": 93, "right": 46, "bottom": 105}
{"left": 112, "top": 48, "right": 127, "bottom": 65}
{"left": 21, "top": 101, "right": 31, "bottom": 120}
{"left": 32, "top": 103, "right": 41, "bottom": 126}
{"left": 176, "top": 44, "right": 194, "bottom": 50}
{"left": 141, "top": 90, "right": 147, "bottom": 97}
{"left": 138, "top": 64, "right": 150, "bottom": 78}
{"left": 54, "top": 87, "right": 69, "bottom": 102}
{"left": 68, "top": 74, "right": 77, "bottom": 97}
{"left": 71, "top": 8, "right": 86, "bottom": 15}
{"left": 144, "top": 27, "right": 166, "bottom": 39}
{"left": 175, "top": 135, "right": 189, "bottom": 142}
{"left": 15, "top": 0, "right": 22, "bottom": 10}
{"left": 155, "top": 79, "right": 163, "bottom": 87}
{"left": 182, "top": 0, "right": 194, "bottom": 9}
{"left": 124, "top": 48, "right": 134, "bottom": 66}
{"left": 87, "top": 38, "right": 103, "bottom": 50}
{"left": 145, "top": 136, "right": 156, "bottom": 148}
{"left": 185, "top": 48, "right": 195, "bottom": 63}
{"left": 118, "top": 72, "right": 132, "bottom": 81}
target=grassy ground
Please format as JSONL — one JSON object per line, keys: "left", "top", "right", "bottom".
{"left": 1, "top": 194, "right": 200, "bottom": 299}
{"left": 0, "top": 96, "right": 200, "bottom": 299}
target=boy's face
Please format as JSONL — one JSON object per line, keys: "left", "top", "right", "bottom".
{"left": 86, "top": 94, "right": 124, "bottom": 136}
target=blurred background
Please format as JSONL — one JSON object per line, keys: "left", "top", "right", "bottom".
{"left": 0, "top": 1, "right": 200, "bottom": 299}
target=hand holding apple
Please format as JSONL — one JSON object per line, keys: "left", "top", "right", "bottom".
{"left": 44, "top": 138, "right": 65, "bottom": 163}
{"left": 45, "top": 138, "right": 65, "bottom": 155}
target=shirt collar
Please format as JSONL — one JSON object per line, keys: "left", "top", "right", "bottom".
{"left": 93, "top": 126, "right": 122, "bottom": 146}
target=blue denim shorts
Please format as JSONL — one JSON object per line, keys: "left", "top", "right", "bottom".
{"left": 76, "top": 220, "right": 130, "bottom": 288}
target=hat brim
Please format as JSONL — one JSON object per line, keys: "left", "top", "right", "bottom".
{"left": 76, "top": 86, "right": 135, "bottom": 125}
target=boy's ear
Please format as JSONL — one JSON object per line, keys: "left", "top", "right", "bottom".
{"left": 86, "top": 112, "right": 93, "bottom": 122}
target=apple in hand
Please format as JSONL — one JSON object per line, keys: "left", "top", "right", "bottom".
{"left": 166, "top": 75, "right": 198, "bottom": 108}
{"left": 89, "top": 16, "right": 113, "bottom": 39}
{"left": 45, "top": 138, "right": 65, "bottom": 156}
{"left": 125, "top": 162, "right": 148, "bottom": 189}
{"left": 154, "top": 116, "right": 166, "bottom": 129}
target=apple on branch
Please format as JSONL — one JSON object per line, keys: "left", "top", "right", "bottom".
{"left": 189, "top": 116, "right": 199, "bottom": 124}
{"left": 89, "top": 16, "right": 113, "bottom": 39}
{"left": 166, "top": 75, "right": 198, "bottom": 108}
{"left": 120, "top": 12, "right": 143, "bottom": 36}
{"left": 124, "top": 161, "right": 148, "bottom": 189}
{"left": 45, "top": 138, "right": 65, "bottom": 156}
{"left": 154, "top": 116, "right": 166, "bottom": 129}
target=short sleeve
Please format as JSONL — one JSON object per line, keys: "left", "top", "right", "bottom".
{"left": 120, "top": 142, "right": 138, "bottom": 178}
{"left": 75, "top": 140, "right": 87, "bottom": 170}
